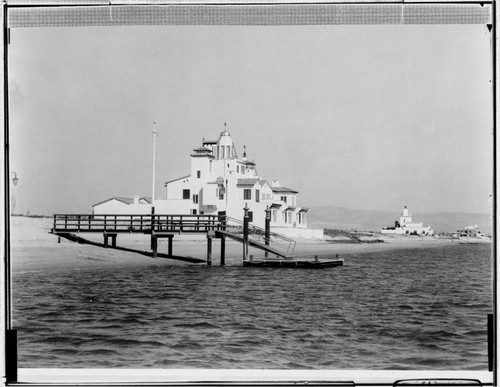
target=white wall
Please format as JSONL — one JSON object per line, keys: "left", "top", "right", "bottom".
{"left": 93, "top": 199, "right": 152, "bottom": 215}
{"left": 155, "top": 199, "right": 193, "bottom": 215}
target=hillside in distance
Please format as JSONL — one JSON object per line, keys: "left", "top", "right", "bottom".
{"left": 307, "top": 206, "right": 493, "bottom": 234}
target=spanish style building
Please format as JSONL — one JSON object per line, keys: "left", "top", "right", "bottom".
{"left": 93, "top": 129, "right": 323, "bottom": 239}
{"left": 381, "top": 205, "right": 434, "bottom": 236}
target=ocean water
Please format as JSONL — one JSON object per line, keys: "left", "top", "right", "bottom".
{"left": 13, "top": 244, "right": 492, "bottom": 369}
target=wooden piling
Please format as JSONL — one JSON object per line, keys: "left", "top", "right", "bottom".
{"left": 167, "top": 236, "right": 173, "bottom": 257}
{"left": 220, "top": 235, "right": 226, "bottom": 266}
{"left": 265, "top": 206, "right": 271, "bottom": 258}
{"left": 152, "top": 236, "right": 158, "bottom": 258}
{"left": 207, "top": 236, "right": 212, "bottom": 266}
{"left": 243, "top": 204, "right": 249, "bottom": 261}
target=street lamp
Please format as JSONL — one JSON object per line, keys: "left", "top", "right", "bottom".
{"left": 11, "top": 171, "right": 18, "bottom": 186}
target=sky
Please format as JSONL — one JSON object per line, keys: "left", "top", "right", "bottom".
{"left": 7, "top": 22, "right": 493, "bottom": 216}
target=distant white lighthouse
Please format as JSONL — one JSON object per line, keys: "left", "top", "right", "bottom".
{"left": 381, "top": 205, "right": 434, "bottom": 236}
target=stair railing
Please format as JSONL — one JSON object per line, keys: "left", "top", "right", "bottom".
{"left": 224, "top": 216, "right": 296, "bottom": 257}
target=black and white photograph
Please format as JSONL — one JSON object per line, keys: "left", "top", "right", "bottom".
{"left": 4, "top": 1, "right": 495, "bottom": 385}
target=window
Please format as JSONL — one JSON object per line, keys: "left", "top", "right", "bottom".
{"left": 237, "top": 166, "right": 239, "bottom": 173}
{"left": 197, "top": 170, "right": 201, "bottom": 178}
{"left": 281, "top": 196, "right": 287, "bottom": 203}
{"left": 272, "top": 210, "right": 278, "bottom": 223}
{"left": 193, "top": 194, "right": 199, "bottom": 204}
{"left": 183, "top": 189, "right": 190, "bottom": 199}
{"left": 226, "top": 145, "right": 230, "bottom": 158}
{"left": 221, "top": 146, "right": 225, "bottom": 159}
{"left": 243, "top": 189, "right": 251, "bottom": 200}
{"left": 256, "top": 189, "right": 260, "bottom": 202}
{"left": 191, "top": 209, "right": 197, "bottom": 215}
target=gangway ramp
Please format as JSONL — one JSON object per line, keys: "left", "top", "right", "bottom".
{"left": 220, "top": 217, "right": 296, "bottom": 259}
{"left": 215, "top": 230, "right": 292, "bottom": 259}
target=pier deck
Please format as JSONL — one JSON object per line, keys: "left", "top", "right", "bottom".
{"left": 52, "top": 214, "right": 223, "bottom": 234}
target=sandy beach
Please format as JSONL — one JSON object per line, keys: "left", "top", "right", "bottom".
{"left": 9, "top": 216, "right": 460, "bottom": 274}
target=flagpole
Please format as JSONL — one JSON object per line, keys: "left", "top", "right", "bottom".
{"left": 152, "top": 122, "right": 157, "bottom": 215}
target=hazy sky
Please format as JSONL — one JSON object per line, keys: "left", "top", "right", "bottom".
{"left": 8, "top": 22, "right": 493, "bottom": 215}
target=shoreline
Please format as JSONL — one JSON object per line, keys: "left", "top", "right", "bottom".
{"left": 10, "top": 216, "right": 468, "bottom": 273}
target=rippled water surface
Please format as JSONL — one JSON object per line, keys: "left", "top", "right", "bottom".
{"left": 13, "top": 244, "right": 492, "bottom": 369}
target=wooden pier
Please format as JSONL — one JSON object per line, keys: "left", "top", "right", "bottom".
{"left": 52, "top": 208, "right": 342, "bottom": 268}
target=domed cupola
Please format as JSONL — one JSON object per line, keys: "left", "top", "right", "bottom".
{"left": 217, "top": 123, "right": 236, "bottom": 159}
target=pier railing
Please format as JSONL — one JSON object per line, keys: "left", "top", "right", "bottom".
{"left": 225, "top": 216, "right": 296, "bottom": 257}
{"left": 52, "top": 214, "right": 224, "bottom": 234}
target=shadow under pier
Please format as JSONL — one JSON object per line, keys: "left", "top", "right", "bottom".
{"left": 52, "top": 232, "right": 207, "bottom": 264}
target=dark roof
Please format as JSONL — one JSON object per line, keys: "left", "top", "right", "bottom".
{"left": 203, "top": 140, "right": 217, "bottom": 145}
{"left": 92, "top": 196, "right": 151, "bottom": 207}
{"left": 284, "top": 206, "right": 297, "bottom": 212}
{"left": 299, "top": 207, "right": 310, "bottom": 213}
{"left": 269, "top": 203, "right": 282, "bottom": 209}
{"left": 164, "top": 175, "right": 190, "bottom": 186}
{"left": 271, "top": 186, "right": 298, "bottom": 194}
{"left": 192, "top": 147, "right": 211, "bottom": 153}
{"left": 237, "top": 178, "right": 260, "bottom": 187}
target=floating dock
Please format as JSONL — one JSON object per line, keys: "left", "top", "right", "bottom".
{"left": 243, "top": 257, "right": 344, "bottom": 269}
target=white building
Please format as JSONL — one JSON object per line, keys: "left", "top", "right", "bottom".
{"left": 381, "top": 205, "right": 434, "bottom": 236}
{"left": 93, "top": 129, "right": 323, "bottom": 239}
{"left": 92, "top": 196, "right": 151, "bottom": 214}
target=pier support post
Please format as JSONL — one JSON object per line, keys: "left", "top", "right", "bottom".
{"left": 265, "top": 206, "right": 271, "bottom": 258}
{"left": 104, "top": 233, "right": 117, "bottom": 248}
{"left": 167, "top": 236, "right": 173, "bottom": 257}
{"left": 207, "top": 235, "right": 212, "bottom": 266}
{"left": 220, "top": 235, "right": 226, "bottom": 266}
{"left": 152, "top": 236, "right": 158, "bottom": 258}
{"left": 243, "top": 204, "right": 249, "bottom": 261}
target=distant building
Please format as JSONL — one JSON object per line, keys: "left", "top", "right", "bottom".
{"left": 381, "top": 205, "right": 433, "bottom": 236}
{"left": 92, "top": 196, "right": 151, "bottom": 214}
{"left": 93, "top": 129, "right": 323, "bottom": 239}
{"left": 457, "top": 225, "right": 486, "bottom": 238}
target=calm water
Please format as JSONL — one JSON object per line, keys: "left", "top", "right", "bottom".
{"left": 13, "top": 244, "right": 492, "bottom": 369}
